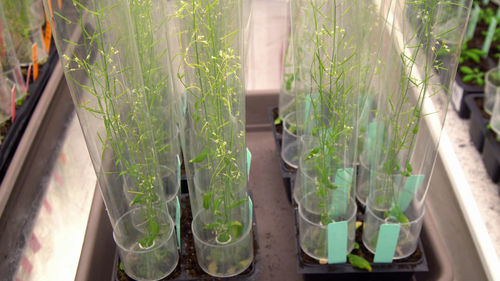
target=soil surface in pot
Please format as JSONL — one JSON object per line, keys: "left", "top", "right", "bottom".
{"left": 116, "top": 195, "right": 258, "bottom": 281}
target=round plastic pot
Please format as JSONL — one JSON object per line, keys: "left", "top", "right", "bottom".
{"left": 113, "top": 207, "right": 179, "bottom": 281}
{"left": 362, "top": 205, "right": 425, "bottom": 260}
{"left": 484, "top": 67, "right": 500, "bottom": 115}
{"left": 298, "top": 193, "right": 357, "bottom": 262}
{"left": 191, "top": 205, "right": 253, "bottom": 277}
{"left": 282, "top": 111, "right": 299, "bottom": 169}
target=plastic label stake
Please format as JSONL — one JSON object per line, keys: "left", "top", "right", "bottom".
{"left": 32, "top": 43, "right": 38, "bottom": 80}
{"left": 246, "top": 147, "right": 252, "bottom": 177}
{"left": 328, "top": 221, "right": 348, "bottom": 263}
{"left": 397, "top": 174, "right": 424, "bottom": 211}
{"left": 331, "top": 168, "right": 353, "bottom": 217}
{"left": 466, "top": 4, "right": 481, "bottom": 40}
{"left": 482, "top": 17, "right": 497, "bottom": 58}
{"left": 248, "top": 196, "right": 253, "bottom": 224}
{"left": 373, "top": 224, "right": 401, "bottom": 263}
{"left": 176, "top": 154, "right": 181, "bottom": 187}
{"left": 176, "top": 196, "right": 181, "bottom": 250}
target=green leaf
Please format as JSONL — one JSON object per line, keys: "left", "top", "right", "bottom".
{"left": 306, "top": 148, "right": 320, "bottom": 160}
{"left": 129, "top": 194, "right": 143, "bottom": 206}
{"left": 463, "top": 75, "right": 475, "bottom": 83}
{"left": 477, "top": 77, "right": 485, "bottom": 86}
{"left": 468, "top": 52, "right": 481, "bottom": 63}
{"left": 204, "top": 223, "right": 218, "bottom": 230}
{"left": 354, "top": 242, "right": 360, "bottom": 250}
{"left": 119, "top": 262, "right": 125, "bottom": 271}
{"left": 203, "top": 193, "right": 211, "bottom": 209}
{"left": 229, "top": 221, "right": 243, "bottom": 239}
{"left": 285, "top": 74, "right": 294, "bottom": 91}
{"left": 405, "top": 162, "right": 413, "bottom": 173}
{"left": 348, "top": 254, "right": 372, "bottom": 272}
{"left": 274, "top": 116, "right": 282, "bottom": 125}
{"left": 190, "top": 147, "right": 209, "bottom": 163}
{"left": 460, "top": 66, "right": 473, "bottom": 74}
{"left": 228, "top": 198, "right": 248, "bottom": 209}
{"left": 148, "top": 219, "right": 160, "bottom": 238}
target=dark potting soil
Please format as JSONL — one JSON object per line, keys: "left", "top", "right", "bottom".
{"left": 116, "top": 195, "right": 258, "bottom": 281}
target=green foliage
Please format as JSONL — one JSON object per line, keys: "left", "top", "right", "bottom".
{"left": 347, "top": 254, "right": 372, "bottom": 272}
{"left": 175, "top": 0, "right": 247, "bottom": 243}
{"left": 460, "top": 66, "right": 485, "bottom": 85}
{"left": 58, "top": 0, "right": 166, "bottom": 248}
{"left": 459, "top": 42, "right": 485, "bottom": 64}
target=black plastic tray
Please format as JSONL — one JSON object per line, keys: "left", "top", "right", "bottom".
{"left": 268, "top": 107, "right": 296, "bottom": 203}
{"left": 452, "top": 73, "right": 484, "bottom": 119}
{"left": 293, "top": 208, "right": 429, "bottom": 281}
{"left": 0, "top": 40, "right": 58, "bottom": 181}
{"left": 482, "top": 129, "right": 500, "bottom": 183}
{"left": 113, "top": 194, "right": 261, "bottom": 281}
{"left": 465, "top": 94, "right": 488, "bottom": 152}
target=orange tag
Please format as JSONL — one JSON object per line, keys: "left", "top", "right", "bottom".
{"left": 58, "top": 0, "right": 62, "bottom": 9}
{"left": 32, "top": 43, "right": 38, "bottom": 80}
{"left": 44, "top": 20, "right": 51, "bottom": 52}
{"left": 47, "top": 0, "right": 54, "bottom": 21}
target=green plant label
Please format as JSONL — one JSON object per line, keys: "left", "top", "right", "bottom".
{"left": 482, "top": 17, "right": 498, "bottom": 58}
{"left": 373, "top": 224, "right": 401, "bottom": 263}
{"left": 328, "top": 221, "right": 348, "bottom": 263}
{"left": 176, "top": 196, "right": 181, "bottom": 251}
{"left": 246, "top": 147, "right": 252, "bottom": 177}
{"left": 248, "top": 195, "right": 253, "bottom": 223}
{"left": 466, "top": 4, "right": 481, "bottom": 40}
{"left": 176, "top": 154, "right": 181, "bottom": 187}
{"left": 330, "top": 168, "right": 353, "bottom": 217}
{"left": 397, "top": 174, "right": 424, "bottom": 211}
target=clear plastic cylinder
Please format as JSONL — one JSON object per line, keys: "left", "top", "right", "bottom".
{"left": 299, "top": 195, "right": 357, "bottom": 261}
{"left": 44, "top": 0, "right": 178, "bottom": 279}
{"left": 281, "top": 111, "right": 298, "bottom": 169}
{"left": 113, "top": 207, "right": 179, "bottom": 281}
{"left": 361, "top": 0, "right": 472, "bottom": 259}
{"left": 171, "top": 0, "right": 252, "bottom": 277}
{"left": 484, "top": 67, "right": 500, "bottom": 115}
{"left": 292, "top": 1, "right": 362, "bottom": 261}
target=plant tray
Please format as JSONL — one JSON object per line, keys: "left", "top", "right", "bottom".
{"left": 0, "top": 40, "right": 59, "bottom": 182}
{"left": 482, "top": 129, "right": 500, "bottom": 183}
{"left": 452, "top": 72, "right": 485, "bottom": 119}
{"left": 268, "top": 106, "right": 296, "bottom": 203}
{"left": 293, "top": 208, "right": 429, "bottom": 281}
{"left": 465, "top": 94, "right": 488, "bottom": 152}
{"left": 113, "top": 194, "right": 261, "bottom": 281}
